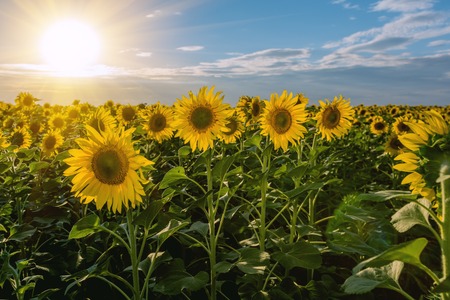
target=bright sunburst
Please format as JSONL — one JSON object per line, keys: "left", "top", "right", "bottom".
{"left": 40, "top": 19, "right": 100, "bottom": 75}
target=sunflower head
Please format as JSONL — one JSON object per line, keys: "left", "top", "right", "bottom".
{"left": 142, "top": 103, "right": 174, "bottom": 143}
{"left": 41, "top": 129, "right": 64, "bottom": 157}
{"left": 88, "top": 106, "right": 117, "bottom": 133}
{"left": 117, "top": 105, "right": 137, "bottom": 125}
{"left": 48, "top": 113, "right": 66, "bottom": 130}
{"left": 393, "top": 116, "right": 413, "bottom": 135}
{"left": 315, "top": 95, "right": 355, "bottom": 141}
{"left": 64, "top": 125, "right": 153, "bottom": 213}
{"left": 218, "top": 110, "right": 245, "bottom": 144}
{"left": 385, "top": 133, "right": 405, "bottom": 156}
{"left": 10, "top": 127, "right": 32, "bottom": 152}
{"left": 370, "top": 116, "right": 388, "bottom": 135}
{"left": 260, "top": 90, "right": 308, "bottom": 152}
{"left": 173, "top": 86, "right": 232, "bottom": 152}
{"left": 15, "top": 92, "right": 37, "bottom": 109}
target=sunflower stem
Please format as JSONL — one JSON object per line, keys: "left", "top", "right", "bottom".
{"left": 126, "top": 211, "right": 140, "bottom": 300}
{"left": 205, "top": 149, "right": 217, "bottom": 300}
{"left": 259, "top": 145, "right": 271, "bottom": 253}
{"left": 439, "top": 161, "right": 450, "bottom": 300}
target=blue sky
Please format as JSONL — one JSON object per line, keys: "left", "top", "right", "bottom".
{"left": 1, "top": 0, "right": 450, "bottom": 107}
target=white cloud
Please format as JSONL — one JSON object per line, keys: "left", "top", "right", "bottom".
{"left": 145, "top": 10, "right": 162, "bottom": 18}
{"left": 428, "top": 39, "right": 450, "bottom": 47}
{"left": 177, "top": 45, "right": 204, "bottom": 51}
{"left": 331, "top": 0, "right": 359, "bottom": 10}
{"left": 371, "top": 0, "right": 435, "bottom": 13}
{"left": 136, "top": 52, "right": 152, "bottom": 57}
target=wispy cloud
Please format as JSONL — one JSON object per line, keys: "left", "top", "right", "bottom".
{"left": 136, "top": 52, "right": 152, "bottom": 57}
{"left": 145, "top": 10, "right": 162, "bottom": 18}
{"left": 428, "top": 39, "right": 450, "bottom": 47}
{"left": 119, "top": 48, "right": 152, "bottom": 57}
{"left": 371, "top": 0, "right": 435, "bottom": 12}
{"left": 331, "top": 0, "right": 359, "bottom": 10}
{"left": 177, "top": 45, "right": 204, "bottom": 51}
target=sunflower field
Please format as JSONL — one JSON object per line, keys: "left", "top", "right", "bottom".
{"left": 1, "top": 89, "right": 449, "bottom": 300}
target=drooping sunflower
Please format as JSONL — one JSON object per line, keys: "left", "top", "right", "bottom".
{"left": 173, "top": 86, "right": 232, "bottom": 152}
{"left": 10, "top": 127, "right": 32, "bottom": 152}
{"left": 218, "top": 110, "right": 245, "bottom": 144}
{"left": 87, "top": 106, "right": 117, "bottom": 132}
{"left": 41, "top": 129, "right": 64, "bottom": 157}
{"left": 314, "top": 95, "right": 355, "bottom": 141}
{"left": 64, "top": 125, "right": 153, "bottom": 213}
{"left": 142, "top": 103, "right": 174, "bottom": 143}
{"left": 260, "top": 90, "right": 308, "bottom": 152}
{"left": 116, "top": 104, "right": 137, "bottom": 125}
{"left": 370, "top": 116, "right": 388, "bottom": 135}
{"left": 29, "top": 118, "right": 43, "bottom": 135}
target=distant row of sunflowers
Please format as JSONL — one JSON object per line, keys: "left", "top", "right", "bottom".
{"left": 1, "top": 88, "right": 449, "bottom": 213}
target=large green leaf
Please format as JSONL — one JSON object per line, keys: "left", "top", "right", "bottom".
{"left": 236, "top": 248, "right": 270, "bottom": 275}
{"left": 132, "top": 200, "right": 165, "bottom": 229}
{"left": 154, "top": 219, "right": 189, "bottom": 245}
{"left": 391, "top": 198, "right": 431, "bottom": 233}
{"left": 353, "top": 237, "right": 428, "bottom": 273}
{"left": 153, "top": 269, "right": 209, "bottom": 295}
{"left": 29, "top": 161, "right": 50, "bottom": 173}
{"left": 159, "top": 166, "right": 190, "bottom": 189}
{"left": 343, "top": 261, "right": 404, "bottom": 294}
{"left": 68, "top": 214, "right": 100, "bottom": 239}
{"left": 272, "top": 241, "right": 322, "bottom": 270}
{"left": 7, "top": 224, "right": 36, "bottom": 242}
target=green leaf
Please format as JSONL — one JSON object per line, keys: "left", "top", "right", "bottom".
{"left": 178, "top": 146, "right": 191, "bottom": 157}
{"left": 54, "top": 150, "right": 71, "bottom": 162}
{"left": 159, "top": 167, "right": 189, "bottom": 189}
{"left": 155, "top": 219, "right": 189, "bottom": 245}
{"left": 236, "top": 248, "right": 270, "bottom": 275}
{"left": 272, "top": 241, "right": 322, "bottom": 270}
{"left": 343, "top": 261, "right": 404, "bottom": 295}
{"left": 212, "top": 155, "right": 235, "bottom": 182}
{"left": 153, "top": 270, "right": 209, "bottom": 295}
{"left": 214, "top": 261, "right": 234, "bottom": 274}
{"left": 29, "top": 161, "right": 50, "bottom": 172}
{"left": 287, "top": 162, "right": 308, "bottom": 180}
{"left": 68, "top": 214, "right": 100, "bottom": 239}
{"left": 183, "top": 221, "right": 209, "bottom": 237}
{"left": 133, "top": 200, "right": 165, "bottom": 229}
{"left": 434, "top": 276, "right": 450, "bottom": 293}
{"left": 353, "top": 238, "right": 428, "bottom": 273}
{"left": 0, "top": 224, "right": 6, "bottom": 233}
{"left": 7, "top": 224, "right": 36, "bottom": 242}
{"left": 391, "top": 198, "right": 431, "bottom": 233}
{"left": 285, "top": 178, "right": 341, "bottom": 199}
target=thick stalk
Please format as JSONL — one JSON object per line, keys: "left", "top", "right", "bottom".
{"left": 206, "top": 149, "right": 217, "bottom": 300}
{"left": 440, "top": 162, "right": 450, "bottom": 300}
{"left": 259, "top": 148, "right": 270, "bottom": 252}
{"left": 126, "top": 211, "right": 140, "bottom": 300}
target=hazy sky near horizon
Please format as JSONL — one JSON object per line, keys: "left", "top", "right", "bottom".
{"left": 1, "top": 0, "right": 450, "bottom": 107}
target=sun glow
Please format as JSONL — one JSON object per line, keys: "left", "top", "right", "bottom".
{"left": 40, "top": 19, "right": 101, "bottom": 76}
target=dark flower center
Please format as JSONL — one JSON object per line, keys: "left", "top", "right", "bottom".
{"left": 191, "top": 106, "right": 214, "bottom": 131}
{"left": 92, "top": 148, "right": 129, "bottom": 185}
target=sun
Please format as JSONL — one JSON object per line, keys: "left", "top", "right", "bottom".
{"left": 40, "top": 19, "right": 101, "bottom": 75}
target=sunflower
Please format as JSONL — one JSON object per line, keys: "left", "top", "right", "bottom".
{"left": 64, "top": 125, "right": 153, "bottom": 213}
{"left": 384, "top": 133, "right": 406, "bottom": 156}
{"left": 173, "top": 86, "right": 232, "bottom": 152}
{"left": 66, "top": 106, "right": 81, "bottom": 121}
{"left": 29, "top": 119, "right": 43, "bottom": 135}
{"left": 142, "top": 103, "right": 174, "bottom": 143}
{"left": 41, "top": 129, "right": 64, "bottom": 157}
{"left": 392, "top": 116, "right": 413, "bottom": 135}
{"left": 218, "top": 110, "right": 245, "bottom": 144}
{"left": 15, "top": 92, "right": 37, "bottom": 109}
{"left": 315, "top": 95, "right": 355, "bottom": 141}
{"left": 0, "top": 132, "right": 10, "bottom": 148}
{"left": 295, "top": 93, "right": 309, "bottom": 106}
{"left": 10, "top": 127, "right": 32, "bottom": 152}
{"left": 116, "top": 104, "right": 137, "bottom": 125}
{"left": 48, "top": 113, "right": 66, "bottom": 130}
{"left": 87, "top": 106, "right": 117, "bottom": 132}
{"left": 370, "top": 116, "right": 388, "bottom": 135}
{"left": 394, "top": 152, "right": 435, "bottom": 200}
{"left": 260, "top": 90, "right": 308, "bottom": 152}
